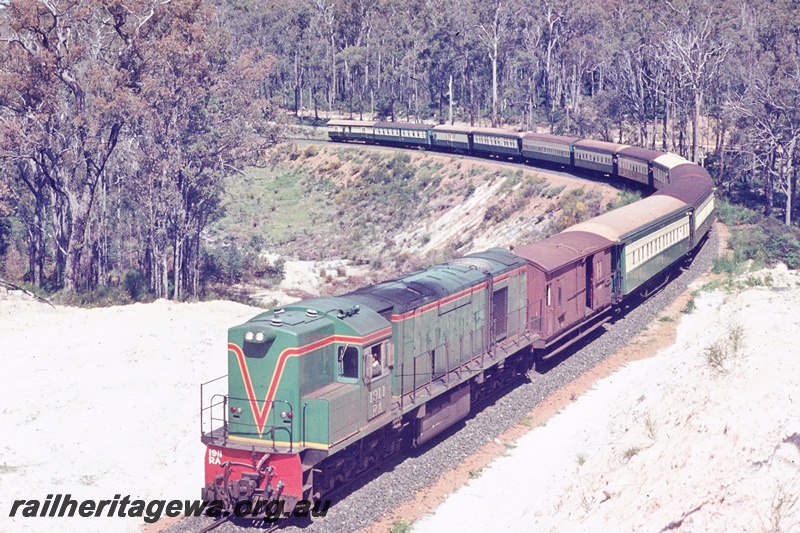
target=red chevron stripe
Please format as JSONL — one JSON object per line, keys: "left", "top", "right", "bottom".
{"left": 229, "top": 327, "right": 392, "bottom": 437}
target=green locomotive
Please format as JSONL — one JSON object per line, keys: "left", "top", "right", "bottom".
{"left": 202, "top": 250, "right": 529, "bottom": 512}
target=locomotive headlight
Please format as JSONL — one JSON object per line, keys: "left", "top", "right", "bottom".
{"left": 230, "top": 406, "right": 242, "bottom": 414}
{"left": 244, "top": 330, "right": 270, "bottom": 343}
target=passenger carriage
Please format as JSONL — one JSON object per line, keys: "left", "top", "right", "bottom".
{"left": 373, "top": 122, "right": 433, "bottom": 148}
{"left": 470, "top": 127, "right": 524, "bottom": 159}
{"left": 521, "top": 132, "right": 579, "bottom": 167}
{"left": 562, "top": 196, "right": 693, "bottom": 298}
{"left": 617, "top": 146, "right": 664, "bottom": 187}
{"left": 657, "top": 164, "right": 715, "bottom": 248}
{"left": 652, "top": 152, "right": 689, "bottom": 189}
{"left": 431, "top": 124, "right": 473, "bottom": 152}
{"left": 326, "top": 119, "right": 378, "bottom": 143}
{"left": 573, "top": 139, "right": 629, "bottom": 175}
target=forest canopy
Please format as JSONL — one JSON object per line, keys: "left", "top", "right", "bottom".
{"left": 1, "top": 0, "right": 799, "bottom": 301}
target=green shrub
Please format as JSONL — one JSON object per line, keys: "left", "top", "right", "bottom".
{"left": 716, "top": 201, "right": 762, "bottom": 225}
{"left": 608, "top": 189, "right": 641, "bottom": 210}
{"left": 718, "top": 200, "right": 800, "bottom": 270}
{"left": 123, "top": 269, "right": 148, "bottom": 300}
{"left": 542, "top": 184, "right": 565, "bottom": 198}
{"left": 712, "top": 254, "right": 737, "bottom": 275}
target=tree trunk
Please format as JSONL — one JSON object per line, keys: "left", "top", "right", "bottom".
{"left": 173, "top": 235, "right": 182, "bottom": 301}
{"left": 491, "top": 42, "right": 498, "bottom": 127}
{"left": 765, "top": 150, "right": 775, "bottom": 217}
{"left": 691, "top": 88, "right": 699, "bottom": 162}
{"left": 449, "top": 74, "right": 454, "bottom": 125}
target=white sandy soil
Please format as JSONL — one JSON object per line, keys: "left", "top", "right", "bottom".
{"left": 414, "top": 267, "right": 800, "bottom": 533}
{"left": 248, "top": 255, "right": 371, "bottom": 307}
{"left": 0, "top": 292, "right": 263, "bottom": 532}
{"left": 3, "top": 265, "right": 800, "bottom": 533}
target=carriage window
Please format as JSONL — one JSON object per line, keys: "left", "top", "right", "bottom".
{"left": 338, "top": 345, "right": 359, "bottom": 380}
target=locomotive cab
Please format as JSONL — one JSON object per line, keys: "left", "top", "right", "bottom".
{"left": 200, "top": 298, "right": 391, "bottom": 514}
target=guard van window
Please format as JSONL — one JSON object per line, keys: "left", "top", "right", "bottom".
{"left": 338, "top": 345, "right": 359, "bottom": 380}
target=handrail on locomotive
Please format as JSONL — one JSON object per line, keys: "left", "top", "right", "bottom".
{"left": 201, "top": 376, "right": 295, "bottom": 452}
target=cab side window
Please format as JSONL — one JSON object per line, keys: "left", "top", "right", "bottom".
{"left": 369, "top": 344, "right": 383, "bottom": 378}
{"left": 364, "top": 341, "right": 394, "bottom": 381}
{"left": 338, "top": 346, "right": 359, "bottom": 380}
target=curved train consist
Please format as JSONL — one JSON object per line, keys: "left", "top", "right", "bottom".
{"left": 200, "top": 119, "right": 715, "bottom": 516}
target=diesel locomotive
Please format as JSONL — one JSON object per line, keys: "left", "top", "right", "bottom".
{"left": 200, "top": 119, "right": 715, "bottom": 517}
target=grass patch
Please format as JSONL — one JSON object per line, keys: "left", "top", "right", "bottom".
{"left": 0, "top": 463, "right": 19, "bottom": 475}
{"left": 704, "top": 323, "right": 745, "bottom": 374}
{"left": 390, "top": 520, "right": 411, "bottom": 533}
{"left": 541, "top": 184, "right": 565, "bottom": 198}
{"left": 547, "top": 187, "right": 604, "bottom": 235}
{"left": 682, "top": 291, "right": 698, "bottom": 314}
{"left": 622, "top": 447, "right": 641, "bottom": 461}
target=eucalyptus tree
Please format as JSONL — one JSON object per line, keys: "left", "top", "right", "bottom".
{"left": 0, "top": 0, "right": 133, "bottom": 292}
{"left": 725, "top": 0, "right": 800, "bottom": 223}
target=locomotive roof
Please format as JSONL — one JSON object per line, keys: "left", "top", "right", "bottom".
{"left": 655, "top": 163, "right": 714, "bottom": 207}
{"left": 561, "top": 195, "right": 689, "bottom": 243}
{"left": 374, "top": 121, "right": 433, "bottom": 130}
{"left": 618, "top": 146, "right": 664, "bottom": 162}
{"left": 512, "top": 231, "right": 613, "bottom": 273}
{"left": 449, "top": 249, "right": 527, "bottom": 271}
{"left": 247, "top": 296, "right": 389, "bottom": 337}
{"left": 346, "top": 267, "right": 487, "bottom": 316}
{"left": 573, "top": 139, "right": 630, "bottom": 154}
{"left": 522, "top": 132, "right": 580, "bottom": 145}
{"left": 346, "top": 250, "right": 524, "bottom": 316}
